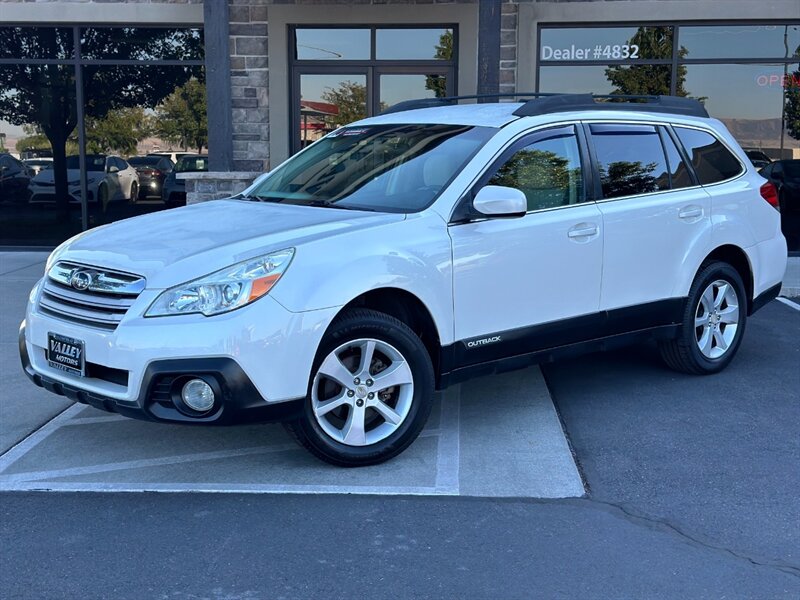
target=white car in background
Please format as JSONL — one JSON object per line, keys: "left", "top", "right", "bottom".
{"left": 29, "top": 154, "right": 139, "bottom": 212}
{"left": 22, "top": 157, "right": 53, "bottom": 176}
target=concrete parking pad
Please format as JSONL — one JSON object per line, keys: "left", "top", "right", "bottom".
{"left": 0, "top": 367, "right": 583, "bottom": 497}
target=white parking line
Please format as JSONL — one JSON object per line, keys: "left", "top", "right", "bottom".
{"left": 776, "top": 296, "right": 800, "bottom": 311}
{"left": 0, "top": 404, "right": 85, "bottom": 474}
{"left": 434, "top": 387, "right": 461, "bottom": 494}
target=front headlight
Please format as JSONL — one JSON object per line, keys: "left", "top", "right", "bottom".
{"left": 145, "top": 249, "right": 294, "bottom": 317}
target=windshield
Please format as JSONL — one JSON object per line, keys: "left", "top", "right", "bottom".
{"left": 174, "top": 156, "right": 209, "bottom": 172}
{"left": 247, "top": 124, "right": 494, "bottom": 213}
{"left": 65, "top": 155, "right": 105, "bottom": 171}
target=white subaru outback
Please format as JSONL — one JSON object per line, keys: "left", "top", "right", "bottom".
{"left": 20, "top": 94, "right": 787, "bottom": 466}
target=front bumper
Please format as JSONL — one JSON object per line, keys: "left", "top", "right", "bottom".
{"left": 20, "top": 323, "right": 303, "bottom": 425}
{"left": 21, "top": 279, "right": 340, "bottom": 424}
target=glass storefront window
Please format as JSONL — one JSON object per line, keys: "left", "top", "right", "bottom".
{"left": 0, "top": 27, "right": 74, "bottom": 59}
{"left": 680, "top": 25, "right": 800, "bottom": 60}
{"left": 683, "top": 63, "right": 800, "bottom": 156}
{"left": 376, "top": 28, "right": 454, "bottom": 60}
{"left": 539, "top": 26, "right": 674, "bottom": 62}
{"left": 295, "top": 29, "right": 371, "bottom": 61}
{"left": 538, "top": 64, "right": 674, "bottom": 96}
{"left": 299, "top": 74, "right": 367, "bottom": 148}
{"left": 379, "top": 73, "right": 448, "bottom": 108}
{"left": 0, "top": 25, "right": 205, "bottom": 246}
{"left": 80, "top": 27, "right": 204, "bottom": 61}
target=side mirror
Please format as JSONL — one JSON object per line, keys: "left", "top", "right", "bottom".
{"left": 107, "top": 165, "right": 119, "bottom": 174}
{"left": 473, "top": 185, "right": 527, "bottom": 218}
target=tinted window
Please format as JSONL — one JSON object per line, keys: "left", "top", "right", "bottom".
{"left": 294, "top": 28, "right": 370, "bottom": 60}
{"left": 128, "top": 156, "right": 160, "bottom": 166}
{"left": 590, "top": 124, "right": 670, "bottom": 199}
{"left": 674, "top": 127, "right": 742, "bottom": 185}
{"left": 488, "top": 127, "right": 584, "bottom": 211}
{"left": 65, "top": 155, "right": 105, "bottom": 171}
{"left": 376, "top": 28, "right": 453, "bottom": 60}
{"left": 660, "top": 128, "right": 694, "bottom": 189}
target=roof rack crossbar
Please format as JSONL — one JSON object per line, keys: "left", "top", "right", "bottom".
{"left": 512, "top": 94, "right": 709, "bottom": 118}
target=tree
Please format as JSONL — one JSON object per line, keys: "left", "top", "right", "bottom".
{"left": 322, "top": 81, "right": 368, "bottom": 128}
{"left": 605, "top": 27, "right": 690, "bottom": 97}
{"left": 783, "top": 43, "right": 800, "bottom": 144}
{"left": 425, "top": 30, "right": 453, "bottom": 99}
{"left": 85, "top": 107, "right": 151, "bottom": 155}
{"left": 153, "top": 79, "right": 208, "bottom": 153}
{"left": 0, "top": 27, "right": 202, "bottom": 217}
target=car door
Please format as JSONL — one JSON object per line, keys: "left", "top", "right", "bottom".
{"left": 449, "top": 124, "right": 604, "bottom": 367}
{"left": 586, "top": 122, "right": 712, "bottom": 314}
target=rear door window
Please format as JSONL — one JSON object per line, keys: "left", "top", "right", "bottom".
{"left": 589, "top": 124, "right": 670, "bottom": 199}
{"left": 674, "top": 127, "right": 743, "bottom": 185}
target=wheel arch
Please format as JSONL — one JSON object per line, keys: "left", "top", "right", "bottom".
{"left": 698, "top": 244, "right": 754, "bottom": 314}
{"left": 332, "top": 287, "right": 443, "bottom": 380}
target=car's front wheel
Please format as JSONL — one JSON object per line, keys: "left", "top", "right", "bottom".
{"left": 659, "top": 261, "right": 747, "bottom": 374}
{"left": 285, "top": 308, "right": 435, "bottom": 467}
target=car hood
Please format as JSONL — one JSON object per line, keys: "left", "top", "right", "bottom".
{"left": 54, "top": 199, "right": 405, "bottom": 288}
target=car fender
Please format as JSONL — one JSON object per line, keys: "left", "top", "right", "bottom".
{"left": 270, "top": 211, "right": 454, "bottom": 346}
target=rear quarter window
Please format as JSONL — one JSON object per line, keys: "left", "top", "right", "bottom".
{"left": 674, "top": 127, "right": 743, "bottom": 185}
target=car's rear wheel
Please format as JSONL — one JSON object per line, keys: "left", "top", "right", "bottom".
{"left": 284, "top": 308, "right": 434, "bottom": 467}
{"left": 129, "top": 181, "right": 139, "bottom": 203}
{"left": 659, "top": 261, "right": 747, "bottom": 374}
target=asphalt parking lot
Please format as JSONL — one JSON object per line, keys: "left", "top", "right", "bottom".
{"left": 1, "top": 251, "right": 799, "bottom": 598}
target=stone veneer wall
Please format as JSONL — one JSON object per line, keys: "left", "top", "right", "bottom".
{"left": 179, "top": 172, "right": 261, "bottom": 205}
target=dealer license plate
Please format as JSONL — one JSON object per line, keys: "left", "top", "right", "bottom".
{"left": 46, "top": 332, "right": 85, "bottom": 377}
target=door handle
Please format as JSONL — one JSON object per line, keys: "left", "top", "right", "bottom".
{"left": 679, "top": 206, "right": 703, "bottom": 219}
{"left": 568, "top": 225, "right": 599, "bottom": 239}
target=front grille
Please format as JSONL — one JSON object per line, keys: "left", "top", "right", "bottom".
{"left": 38, "top": 261, "right": 145, "bottom": 331}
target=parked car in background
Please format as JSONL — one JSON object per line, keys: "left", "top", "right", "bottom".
{"left": 148, "top": 151, "right": 195, "bottom": 164}
{"left": 162, "top": 154, "right": 208, "bottom": 205}
{"left": 22, "top": 157, "right": 53, "bottom": 176}
{"left": 745, "top": 149, "right": 772, "bottom": 170}
{"left": 0, "top": 153, "right": 34, "bottom": 202}
{"left": 760, "top": 159, "right": 800, "bottom": 250}
{"left": 760, "top": 160, "right": 800, "bottom": 214}
{"left": 128, "top": 156, "right": 174, "bottom": 200}
{"left": 29, "top": 154, "right": 139, "bottom": 212}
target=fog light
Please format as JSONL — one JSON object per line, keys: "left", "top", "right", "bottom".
{"left": 181, "top": 378, "right": 215, "bottom": 412}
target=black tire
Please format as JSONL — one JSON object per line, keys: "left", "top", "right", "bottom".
{"left": 659, "top": 261, "right": 747, "bottom": 375}
{"left": 129, "top": 182, "right": 138, "bottom": 203}
{"left": 284, "top": 308, "right": 435, "bottom": 467}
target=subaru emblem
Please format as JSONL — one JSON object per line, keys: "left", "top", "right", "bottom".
{"left": 70, "top": 270, "right": 93, "bottom": 291}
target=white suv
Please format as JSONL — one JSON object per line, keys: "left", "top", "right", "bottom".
{"left": 20, "top": 94, "right": 787, "bottom": 466}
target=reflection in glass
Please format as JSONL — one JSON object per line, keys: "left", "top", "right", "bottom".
{"left": 295, "top": 29, "right": 370, "bottom": 60}
{"left": 80, "top": 27, "right": 204, "bottom": 61}
{"left": 0, "top": 27, "right": 75, "bottom": 59}
{"left": 540, "top": 26, "right": 674, "bottom": 61}
{"left": 538, "top": 63, "right": 676, "bottom": 96}
{"left": 299, "top": 74, "right": 367, "bottom": 148}
{"left": 376, "top": 28, "right": 454, "bottom": 60}
{"left": 82, "top": 65, "right": 206, "bottom": 224}
{"left": 680, "top": 25, "right": 800, "bottom": 60}
{"left": 489, "top": 131, "right": 583, "bottom": 210}
{"left": 590, "top": 125, "right": 670, "bottom": 198}
{"left": 379, "top": 74, "right": 448, "bottom": 110}
{"left": 253, "top": 124, "right": 492, "bottom": 213}
{"left": 684, "top": 63, "right": 800, "bottom": 159}
{"left": 0, "top": 65, "right": 82, "bottom": 244}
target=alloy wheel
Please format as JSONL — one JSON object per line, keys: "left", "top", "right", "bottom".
{"left": 311, "top": 338, "right": 414, "bottom": 447}
{"left": 694, "top": 279, "right": 740, "bottom": 359}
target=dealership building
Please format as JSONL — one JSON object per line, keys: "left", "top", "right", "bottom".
{"left": 0, "top": 0, "right": 798, "bottom": 246}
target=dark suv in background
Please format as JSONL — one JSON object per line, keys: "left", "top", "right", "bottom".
{"left": 161, "top": 154, "right": 208, "bottom": 206}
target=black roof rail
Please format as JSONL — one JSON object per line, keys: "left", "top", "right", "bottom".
{"left": 512, "top": 94, "right": 709, "bottom": 118}
{"left": 379, "top": 92, "right": 558, "bottom": 115}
